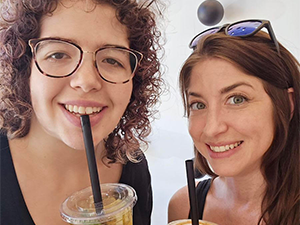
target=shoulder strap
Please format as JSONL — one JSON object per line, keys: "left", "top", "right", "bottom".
{"left": 1, "top": 135, "right": 35, "bottom": 224}
{"left": 0, "top": 134, "right": 9, "bottom": 150}
{"left": 188, "top": 178, "right": 212, "bottom": 219}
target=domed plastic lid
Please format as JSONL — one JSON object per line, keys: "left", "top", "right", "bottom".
{"left": 60, "top": 183, "right": 137, "bottom": 224}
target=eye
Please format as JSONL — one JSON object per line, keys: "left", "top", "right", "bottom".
{"left": 190, "top": 102, "right": 206, "bottom": 110}
{"left": 46, "top": 52, "right": 70, "bottom": 61}
{"left": 227, "top": 95, "right": 248, "bottom": 105}
{"left": 103, "top": 58, "right": 123, "bottom": 68}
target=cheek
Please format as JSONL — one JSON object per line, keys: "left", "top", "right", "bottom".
{"left": 30, "top": 77, "right": 49, "bottom": 104}
{"left": 123, "top": 88, "right": 132, "bottom": 105}
{"left": 30, "top": 73, "right": 43, "bottom": 108}
{"left": 30, "top": 70, "right": 64, "bottom": 108}
{"left": 253, "top": 110, "right": 275, "bottom": 147}
{"left": 188, "top": 115, "right": 205, "bottom": 140}
{"left": 114, "top": 83, "right": 132, "bottom": 105}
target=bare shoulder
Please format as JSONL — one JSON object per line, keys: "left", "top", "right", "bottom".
{"left": 168, "top": 185, "right": 190, "bottom": 222}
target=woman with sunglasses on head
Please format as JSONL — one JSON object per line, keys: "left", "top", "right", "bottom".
{"left": 168, "top": 20, "right": 299, "bottom": 225}
{"left": 0, "top": 0, "right": 164, "bottom": 224}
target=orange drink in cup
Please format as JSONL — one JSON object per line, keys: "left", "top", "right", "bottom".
{"left": 60, "top": 183, "right": 137, "bottom": 225}
{"left": 168, "top": 219, "right": 218, "bottom": 225}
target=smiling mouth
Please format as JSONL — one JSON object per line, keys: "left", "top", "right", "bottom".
{"left": 64, "top": 104, "right": 104, "bottom": 116}
{"left": 209, "top": 141, "right": 243, "bottom": 153}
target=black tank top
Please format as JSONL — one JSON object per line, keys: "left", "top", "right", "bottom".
{"left": 1, "top": 135, "right": 152, "bottom": 225}
{"left": 188, "top": 178, "right": 212, "bottom": 219}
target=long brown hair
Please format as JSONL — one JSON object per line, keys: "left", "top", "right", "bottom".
{"left": 179, "top": 32, "right": 300, "bottom": 225}
{"left": 0, "top": 0, "right": 165, "bottom": 164}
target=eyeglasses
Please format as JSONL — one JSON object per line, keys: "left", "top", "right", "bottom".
{"left": 189, "top": 19, "right": 280, "bottom": 55}
{"left": 28, "top": 38, "right": 143, "bottom": 84}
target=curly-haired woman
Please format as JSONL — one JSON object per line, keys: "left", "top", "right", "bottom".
{"left": 0, "top": 0, "right": 164, "bottom": 224}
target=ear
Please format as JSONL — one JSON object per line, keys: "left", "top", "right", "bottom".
{"left": 287, "top": 88, "right": 294, "bottom": 119}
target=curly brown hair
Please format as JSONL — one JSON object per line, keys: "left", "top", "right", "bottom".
{"left": 0, "top": 0, "right": 165, "bottom": 164}
{"left": 180, "top": 32, "right": 300, "bottom": 225}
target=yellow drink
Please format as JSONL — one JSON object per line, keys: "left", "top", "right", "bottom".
{"left": 60, "top": 183, "right": 136, "bottom": 225}
{"left": 168, "top": 219, "right": 218, "bottom": 225}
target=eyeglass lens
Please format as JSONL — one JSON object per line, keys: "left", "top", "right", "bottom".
{"left": 33, "top": 39, "right": 138, "bottom": 83}
{"left": 227, "top": 21, "right": 262, "bottom": 36}
{"left": 190, "top": 27, "right": 220, "bottom": 49}
{"left": 190, "top": 21, "right": 263, "bottom": 49}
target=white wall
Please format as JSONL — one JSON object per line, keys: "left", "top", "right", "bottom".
{"left": 145, "top": 0, "right": 300, "bottom": 224}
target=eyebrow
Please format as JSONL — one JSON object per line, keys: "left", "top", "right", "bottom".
{"left": 220, "top": 82, "right": 254, "bottom": 94}
{"left": 45, "top": 36, "right": 128, "bottom": 49}
{"left": 187, "top": 82, "right": 254, "bottom": 97}
{"left": 102, "top": 43, "right": 129, "bottom": 49}
{"left": 48, "top": 36, "right": 78, "bottom": 44}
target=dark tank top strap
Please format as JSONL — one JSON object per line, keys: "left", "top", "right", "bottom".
{"left": 188, "top": 178, "right": 212, "bottom": 219}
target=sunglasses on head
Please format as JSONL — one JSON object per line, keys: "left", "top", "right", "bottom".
{"left": 189, "top": 19, "right": 280, "bottom": 55}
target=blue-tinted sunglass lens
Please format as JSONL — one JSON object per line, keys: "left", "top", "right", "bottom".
{"left": 190, "top": 27, "right": 220, "bottom": 49}
{"left": 227, "top": 21, "right": 262, "bottom": 36}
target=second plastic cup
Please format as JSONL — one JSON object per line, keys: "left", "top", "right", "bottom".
{"left": 168, "top": 219, "right": 218, "bottom": 225}
{"left": 60, "top": 183, "right": 137, "bottom": 225}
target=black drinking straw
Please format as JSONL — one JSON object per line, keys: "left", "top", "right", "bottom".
{"left": 80, "top": 115, "right": 103, "bottom": 215}
{"left": 185, "top": 159, "right": 199, "bottom": 225}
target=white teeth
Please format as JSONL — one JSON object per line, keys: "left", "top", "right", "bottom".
{"left": 78, "top": 106, "right": 85, "bottom": 114}
{"left": 64, "top": 104, "right": 102, "bottom": 115}
{"left": 85, "top": 107, "right": 93, "bottom": 114}
{"left": 219, "top": 146, "right": 225, "bottom": 151}
{"left": 210, "top": 141, "right": 242, "bottom": 153}
{"left": 68, "top": 105, "right": 73, "bottom": 112}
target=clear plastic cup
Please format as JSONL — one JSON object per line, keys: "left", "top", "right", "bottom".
{"left": 60, "top": 183, "right": 137, "bottom": 225}
{"left": 168, "top": 219, "right": 218, "bottom": 225}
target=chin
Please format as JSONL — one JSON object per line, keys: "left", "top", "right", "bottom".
{"left": 69, "top": 143, "right": 86, "bottom": 151}
{"left": 207, "top": 163, "right": 233, "bottom": 177}
{"left": 211, "top": 167, "right": 241, "bottom": 177}
{"left": 64, "top": 140, "right": 86, "bottom": 150}
{"left": 57, "top": 128, "right": 105, "bottom": 151}
{"left": 59, "top": 134, "right": 85, "bottom": 150}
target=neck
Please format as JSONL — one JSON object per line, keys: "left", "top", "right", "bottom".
{"left": 10, "top": 118, "right": 106, "bottom": 170}
{"left": 215, "top": 170, "right": 266, "bottom": 205}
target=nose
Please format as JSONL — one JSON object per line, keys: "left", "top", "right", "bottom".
{"left": 69, "top": 52, "right": 102, "bottom": 92}
{"left": 202, "top": 107, "right": 228, "bottom": 138}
